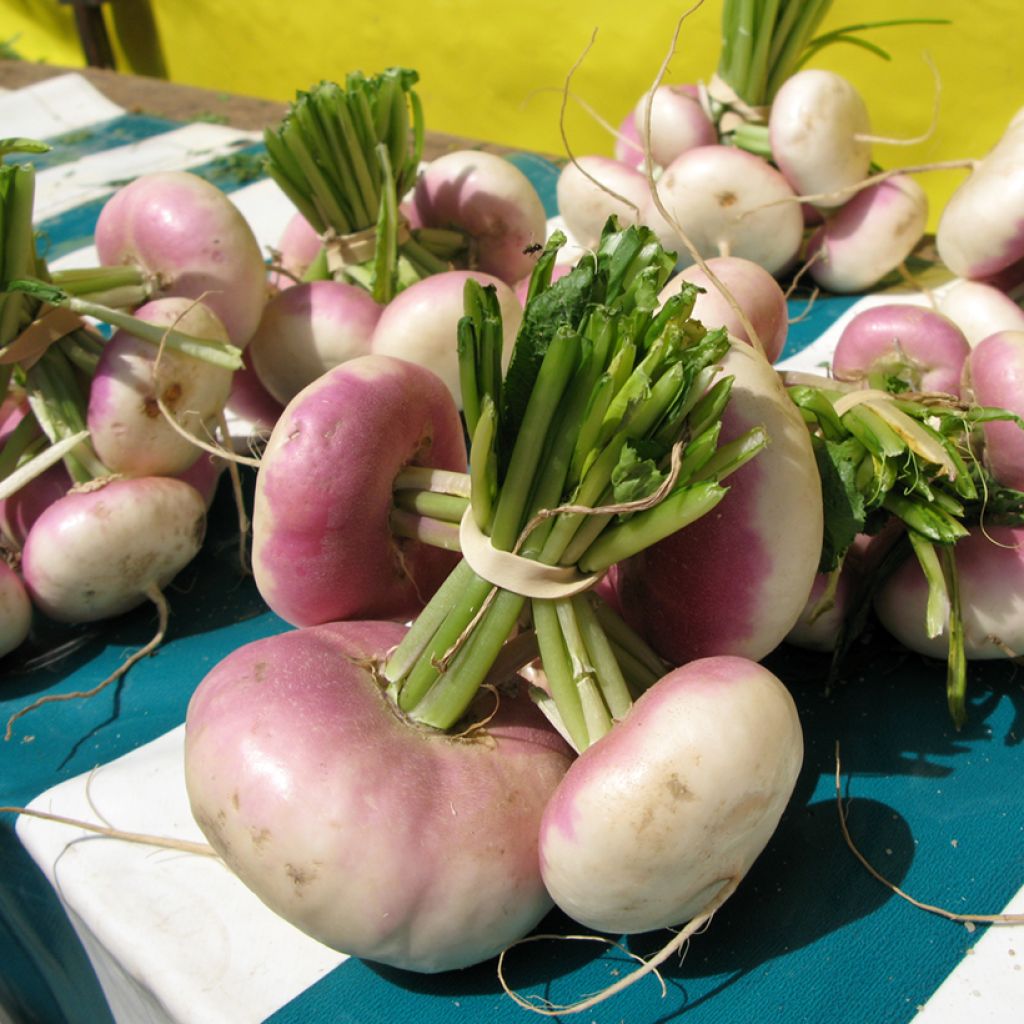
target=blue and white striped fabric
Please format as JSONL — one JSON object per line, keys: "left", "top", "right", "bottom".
{"left": 1, "top": 73, "right": 1021, "bottom": 1024}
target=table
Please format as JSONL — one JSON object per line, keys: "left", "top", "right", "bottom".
{"left": 1, "top": 64, "right": 1022, "bottom": 1024}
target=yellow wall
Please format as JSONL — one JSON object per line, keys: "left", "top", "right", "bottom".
{"left": 4, "top": 0, "right": 1022, "bottom": 229}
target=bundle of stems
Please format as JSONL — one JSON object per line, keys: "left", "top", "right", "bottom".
{"left": 263, "top": 70, "right": 462, "bottom": 303}
{"left": 789, "top": 375, "right": 1024, "bottom": 726}
{"left": 382, "top": 222, "right": 768, "bottom": 751}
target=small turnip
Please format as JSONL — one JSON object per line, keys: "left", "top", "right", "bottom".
{"left": 539, "top": 655, "right": 803, "bottom": 934}
{"left": 937, "top": 280, "right": 1024, "bottom": 347}
{"left": 962, "top": 329, "right": 1024, "bottom": 489}
{"left": 0, "top": 562, "right": 31, "bottom": 658}
{"left": 247, "top": 280, "right": 383, "bottom": 406}
{"left": 412, "top": 150, "right": 548, "bottom": 284}
{"left": 555, "top": 156, "right": 648, "bottom": 250}
{"left": 807, "top": 174, "right": 927, "bottom": 294}
{"left": 875, "top": 525, "right": 1024, "bottom": 660}
{"left": 936, "top": 106, "right": 1024, "bottom": 280}
{"left": 769, "top": 69, "right": 872, "bottom": 208}
{"left": 659, "top": 256, "right": 789, "bottom": 362}
{"left": 21, "top": 476, "right": 206, "bottom": 623}
{"left": 94, "top": 170, "right": 268, "bottom": 347}
{"left": 628, "top": 84, "right": 716, "bottom": 169}
{"left": 86, "top": 297, "right": 235, "bottom": 477}
{"left": 370, "top": 270, "right": 522, "bottom": 407}
{"left": 643, "top": 145, "right": 804, "bottom": 276}
{"left": 832, "top": 303, "right": 970, "bottom": 396}
{"left": 251, "top": 354, "right": 467, "bottom": 627}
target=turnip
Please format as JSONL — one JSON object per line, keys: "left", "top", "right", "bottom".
{"left": 0, "top": 459, "right": 70, "bottom": 548}
{"left": 658, "top": 256, "right": 788, "bottom": 362}
{"left": 807, "top": 174, "right": 928, "bottom": 293}
{"left": 539, "top": 655, "right": 803, "bottom": 935}
{"left": 223, "top": 363, "right": 284, "bottom": 440}
{"left": 270, "top": 209, "right": 322, "bottom": 289}
{"left": 875, "top": 525, "right": 1024, "bottom": 661}
{"left": 615, "top": 340, "right": 823, "bottom": 665}
{"left": 962, "top": 330, "right": 1024, "bottom": 489}
{"left": 769, "top": 69, "right": 872, "bottom": 208}
{"left": 184, "top": 619, "right": 573, "bottom": 973}
{"left": 625, "top": 84, "right": 716, "bottom": 169}
{"left": 251, "top": 354, "right": 467, "bottom": 628}
{"left": 555, "top": 156, "right": 648, "bottom": 250}
{"left": 93, "top": 170, "right": 268, "bottom": 347}
{"left": 643, "top": 144, "right": 804, "bottom": 275}
{"left": 86, "top": 297, "right": 235, "bottom": 477}
{"left": 831, "top": 303, "right": 970, "bottom": 396}
{"left": 0, "top": 561, "right": 31, "bottom": 658}
{"left": 936, "top": 106, "right": 1024, "bottom": 280}
{"left": 20, "top": 475, "right": 206, "bottom": 624}
{"left": 412, "top": 149, "right": 549, "bottom": 284}
{"left": 247, "top": 280, "right": 383, "bottom": 406}
{"left": 937, "top": 280, "right": 1024, "bottom": 347}
{"left": 371, "top": 270, "right": 522, "bottom": 406}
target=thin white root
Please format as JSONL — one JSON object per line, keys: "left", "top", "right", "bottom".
{"left": 4, "top": 583, "right": 169, "bottom": 741}
{"left": 0, "top": 804, "right": 217, "bottom": 857}
{"left": 497, "top": 877, "right": 740, "bottom": 1015}
{"left": 217, "top": 409, "right": 252, "bottom": 576}
{"left": 835, "top": 742, "right": 1024, "bottom": 924}
{"left": 558, "top": 30, "right": 643, "bottom": 221}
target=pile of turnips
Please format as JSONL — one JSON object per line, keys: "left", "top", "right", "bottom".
{"left": 3, "top": 17, "right": 1024, "bottom": 1015}
{"left": 557, "top": 0, "right": 1024, "bottom": 298}
{"left": 0, "top": 147, "right": 257, "bottom": 668}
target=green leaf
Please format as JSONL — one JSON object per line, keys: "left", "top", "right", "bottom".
{"left": 813, "top": 434, "right": 868, "bottom": 572}
{"left": 609, "top": 442, "right": 666, "bottom": 508}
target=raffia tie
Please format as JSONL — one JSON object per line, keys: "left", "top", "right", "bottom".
{"left": 702, "top": 74, "right": 771, "bottom": 133}
{"left": 323, "top": 219, "right": 412, "bottom": 273}
{"left": 458, "top": 509, "right": 603, "bottom": 600}
{"left": 0, "top": 305, "right": 85, "bottom": 370}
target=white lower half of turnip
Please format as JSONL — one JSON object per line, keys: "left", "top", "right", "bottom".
{"left": 184, "top": 618, "right": 573, "bottom": 973}
{"left": 538, "top": 655, "right": 803, "bottom": 934}
{"left": 21, "top": 475, "right": 207, "bottom": 623}
{"left": 0, "top": 561, "right": 31, "bottom": 658}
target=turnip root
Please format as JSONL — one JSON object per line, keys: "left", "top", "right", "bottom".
{"left": 769, "top": 69, "right": 872, "bottom": 208}
{"left": 832, "top": 304, "right": 970, "bottom": 397}
{"left": 0, "top": 561, "right": 31, "bottom": 658}
{"left": 615, "top": 341, "right": 822, "bottom": 664}
{"left": 625, "top": 84, "right": 716, "bottom": 169}
{"left": 962, "top": 330, "right": 1024, "bottom": 489}
{"left": 94, "top": 170, "right": 268, "bottom": 347}
{"left": 184, "top": 619, "right": 573, "bottom": 973}
{"left": 86, "top": 298, "right": 235, "bottom": 477}
{"left": 371, "top": 270, "right": 522, "bottom": 406}
{"left": 936, "top": 107, "right": 1024, "bottom": 280}
{"left": 252, "top": 354, "right": 466, "bottom": 627}
{"left": 224, "top": 364, "right": 284, "bottom": 439}
{"left": 643, "top": 145, "right": 804, "bottom": 275}
{"left": 659, "top": 256, "right": 788, "bottom": 362}
{"left": 412, "top": 150, "right": 548, "bottom": 284}
{"left": 271, "top": 210, "right": 321, "bottom": 289}
{"left": 555, "top": 156, "right": 648, "bottom": 250}
{"left": 875, "top": 525, "right": 1024, "bottom": 660}
{"left": 807, "top": 175, "right": 928, "bottom": 294}
{"left": 538, "top": 655, "right": 802, "bottom": 934}
{"left": 21, "top": 476, "right": 206, "bottom": 623}
{"left": 0, "top": 460, "right": 71, "bottom": 548}
{"left": 247, "top": 280, "right": 383, "bottom": 406}
{"left": 937, "top": 280, "right": 1024, "bottom": 347}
